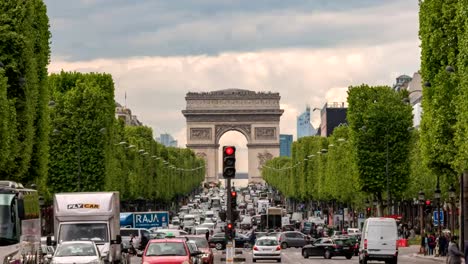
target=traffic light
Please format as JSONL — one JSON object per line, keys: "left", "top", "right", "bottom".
{"left": 230, "top": 191, "right": 237, "bottom": 208}
{"left": 223, "top": 146, "right": 236, "bottom": 178}
{"left": 226, "top": 222, "right": 235, "bottom": 240}
{"left": 424, "top": 200, "right": 432, "bottom": 214}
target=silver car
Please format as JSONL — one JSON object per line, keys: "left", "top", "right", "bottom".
{"left": 51, "top": 241, "right": 103, "bottom": 264}
{"left": 253, "top": 236, "right": 282, "bottom": 262}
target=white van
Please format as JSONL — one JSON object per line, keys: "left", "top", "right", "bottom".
{"left": 359, "top": 217, "right": 398, "bottom": 264}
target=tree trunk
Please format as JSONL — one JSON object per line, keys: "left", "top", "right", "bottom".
{"left": 462, "top": 171, "right": 468, "bottom": 252}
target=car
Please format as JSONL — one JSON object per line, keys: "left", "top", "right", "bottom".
{"left": 252, "top": 236, "right": 282, "bottom": 263}
{"left": 50, "top": 241, "right": 103, "bottom": 264}
{"left": 277, "top": 231, "right": 310, "bottom": 249}
{"left": 120, "top": 227, "right": 151, "bottom": 250}
{"left": 156, "top": 229, "right": 189, "bottom": 237}
{"left": 208, "top": 233, "right": 250, "bottom": 250}
{"left": 240, "top": 216, "right": 252, "bottom": 230}
{"left": 139, "top": 238, "right": 203, "bottom": 264}
{"left": 193, "top": 227, "right": 210, "bottom": 236}
{"left": 179, "top": 235, "right": 214, "bottom": 264}
{"left": 359, "top": 217, "right": 398, "bottom": 264}
{"left": 302, "top": 237, "right": 354, "bottom": 259}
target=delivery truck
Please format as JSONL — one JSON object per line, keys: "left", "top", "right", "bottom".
{"left": 50, "top": 192, "right": 128, "bottom": 264}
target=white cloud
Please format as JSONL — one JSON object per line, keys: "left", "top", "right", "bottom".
{"left": 49, "top": 41, "right": 420, "bottom": 171}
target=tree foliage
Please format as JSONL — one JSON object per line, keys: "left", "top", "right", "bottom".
{"left": 0, "top": 0, "right": 51, "bottom": 185}
{"left": 47, "top": 71, "right": 204, "bottom": 202}
{"left": 419, "top": 0, "right": 460, "bottom": 180}
{"left": 347, "top": 85, "right": 413, "bottom": 202}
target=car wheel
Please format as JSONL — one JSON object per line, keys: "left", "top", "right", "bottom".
{"left": 281, "top": 242, "right": 288, "bottom": 249}
{"left": 215, "top": 242, "right": 224, "bottom": 250}
{"left": 302, "top": 250, "right": 309, "bottom": 259}
{"left": 324, "top": 250, "right": 332, "bottom": 259}
{"left": 346, "top": 254, "right": 352, "bottom": 259}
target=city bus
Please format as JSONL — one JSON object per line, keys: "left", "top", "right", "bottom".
{"left": 0, "top": 181, "right": 41, "bottom": 264}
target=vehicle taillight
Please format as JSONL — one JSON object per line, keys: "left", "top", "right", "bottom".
{"left": 276, "top": 246, "right": 281, "bottom": 251}
{"left": 253, "top": 246, "right": 259, "bottom": 251}
{"left": 333, "top": 244, "right": 339, "bottom": 249}
{"left": 364, "top": 239, "right": 368, "bottom": 249}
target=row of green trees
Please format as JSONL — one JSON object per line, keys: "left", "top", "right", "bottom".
{"left": 0, "top": 0, "right": 51, "bottom": 184}
{"left": 47, "top": 72, "right": 205, "bottom": 201}
{"left": 419, "top": 0, "right": 468, "bottom": 239}
{"left": 0, "top": 1, "right": 204, "bottom": 202}
{"left": 263, "top": 85, "right": 453, "bottom": 213}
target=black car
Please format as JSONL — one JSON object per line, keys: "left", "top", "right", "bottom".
{"left": 208, "top": 232, "right": 250, "bottom": 250}
{"left": 302, "top": 237, "right": 354, "bottom": 259}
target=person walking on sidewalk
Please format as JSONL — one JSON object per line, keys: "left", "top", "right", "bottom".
{"left": 447, "top": 236, "right": 464, "bottom": 264}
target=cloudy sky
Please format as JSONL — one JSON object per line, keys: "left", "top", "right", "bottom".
{"left": 45, "top": 0, "right": 420, "bottom": 173}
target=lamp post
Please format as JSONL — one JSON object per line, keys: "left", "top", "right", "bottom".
{"left": 435, "top": 182, "right": 442, "bottom": 235}
{"left": 419, "top": 190, "right": 425, "bottom": 236}
{"left": 449, "top": 184, "right": 456, "bottom": 234}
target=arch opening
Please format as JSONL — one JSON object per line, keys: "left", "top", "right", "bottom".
{"left": 218, "top": 130, "right": 248, "bottom": 187}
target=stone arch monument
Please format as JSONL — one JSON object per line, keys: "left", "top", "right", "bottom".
{"left": 182, "top": 89, "right": 284, "bottom": 183}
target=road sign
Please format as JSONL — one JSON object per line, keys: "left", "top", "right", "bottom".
{"left": 133, "top": 211, "right": 169, "bottom": 228}
{"left": 433, "top": 211, "right": 444, "bottom": 226}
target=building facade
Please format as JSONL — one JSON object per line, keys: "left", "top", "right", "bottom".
{"left": 279, "top": 134, "right": 293, "bottom": 157}
{"left": 157, "top": 133, "right": 178, "bottom": 147}
{"left": 319, "top": 102, "right": 347, "bottom": 137}
{"left": 407, "top": 72, "right": 423, "bottom": 128}
{"left": 297, "top": 106, "right": 316, "bottom": 139}
{"left": 115, "top": 102, "right": 143, "bottom": 126}
{"left": 393, "top": 75, "right": 412, "bottom": 91}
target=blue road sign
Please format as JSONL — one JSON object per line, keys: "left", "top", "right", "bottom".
{"left": 433, "top": 211, "right": 444, "bottom": 226}
{"left": 133, "top": 212, "right": 169, "bottom": 229}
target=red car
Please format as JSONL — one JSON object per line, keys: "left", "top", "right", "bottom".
{"left": 139, "top": 238, "right": 203, "bottom": 264}
{"left": 179, "top": 235, "right": 214, "bottom": 264}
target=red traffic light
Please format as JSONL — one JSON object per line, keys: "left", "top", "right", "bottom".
{"left": 227, "top": 223, "right": 233, "bottom": 229}
{"left": 231, "top": 191, "right": 237, "bottom": 197}
{"left": 225, "top": 146, "right": 235, "bottom": 155}
{"left": 425, "top": 200, "right": 431, "bottom": 206}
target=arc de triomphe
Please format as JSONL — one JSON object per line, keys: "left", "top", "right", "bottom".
{"left": 182, "top": 89, "right": 284, "bottom": 183}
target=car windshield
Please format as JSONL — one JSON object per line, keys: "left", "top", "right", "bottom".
{"left": 256, "top": 239, "right": 278, "bottom": 246}
{"left": 59, "top": 223, "right": 108, "bottom": 243}
{"left": 0, "top": 194, "right": 19, "bottom": 244}
{"left": 188, "top": 237, "right": 209, "bottom": 248}
{"left": 121, "top": 229, "right": 139, "bottom": 236}
{"left": 145, "top": 242, "right": 187, "bottom": 256}
{"left": 335, "top": 239, "right": 353, "bottom": 246}
{"left": 55, "top": 243, "right": 97, "bottom": 257}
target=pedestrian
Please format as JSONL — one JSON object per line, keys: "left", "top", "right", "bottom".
{"left": 428, "top": 233, "right": 436, "bottom": 255}
{"left": 447, "top": 236, "right": 464, "bottom": 264}
{"left": 422, "top": 233, "right": 428, "bottom": 255}
{"left": 205, "top": 230, "right": 209, "bottom": 241}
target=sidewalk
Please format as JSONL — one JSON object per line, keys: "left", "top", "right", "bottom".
{"left": 402, "top": 245, "right": 446, "bottom": 263}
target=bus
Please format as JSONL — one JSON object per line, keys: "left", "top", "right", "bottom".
{"left": 0, "top": 181, "right": 41, "bottom": 264}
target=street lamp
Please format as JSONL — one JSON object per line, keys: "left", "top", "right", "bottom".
{"left": 449, "top": 184, "right": 456, "bottom": 233}
{"left": 419, "top": 190, "right": 425, "bottom": 236}
{"left": 434, "top": 186, "right": 442, "bottom": 235}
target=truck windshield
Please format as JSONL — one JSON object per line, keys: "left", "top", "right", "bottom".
{"left": 0, "top": 194, "right": 19, "bottom": 245}
{"left": 59, "top": 223, "right": 108, "bottom": 243}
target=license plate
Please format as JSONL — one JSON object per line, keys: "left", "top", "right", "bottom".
{"left": 343, "top": 247, "right": 349, "bottom": 249}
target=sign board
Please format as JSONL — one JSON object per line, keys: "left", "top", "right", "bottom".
{"left": 433, "top": 211, "right": 444, "bottom": 226}
{"left": 133, "top": 212, "right": 169, "bottom": 229}
{"left": 281, "top": 216, "right": 290, "bottom": 227}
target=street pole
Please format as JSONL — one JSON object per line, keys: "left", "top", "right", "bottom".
{"left": 77, "top": 129, "right": 81, "bottom": 192}
{"left": 386, "top": 134, "right": 390, "bottom": 216}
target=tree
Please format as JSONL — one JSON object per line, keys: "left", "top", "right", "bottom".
{"left": 0, "top": 0, "right": 51, "bottom": 185}
{"left": 347, "top": 85, "right": 413, "bottom": 215}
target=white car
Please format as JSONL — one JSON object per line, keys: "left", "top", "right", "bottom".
{"left": 51, "top": 241, "right": 103, "bottom": 264}
{"left": 253, "top": 236, "right": 282, "bottom": 262}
